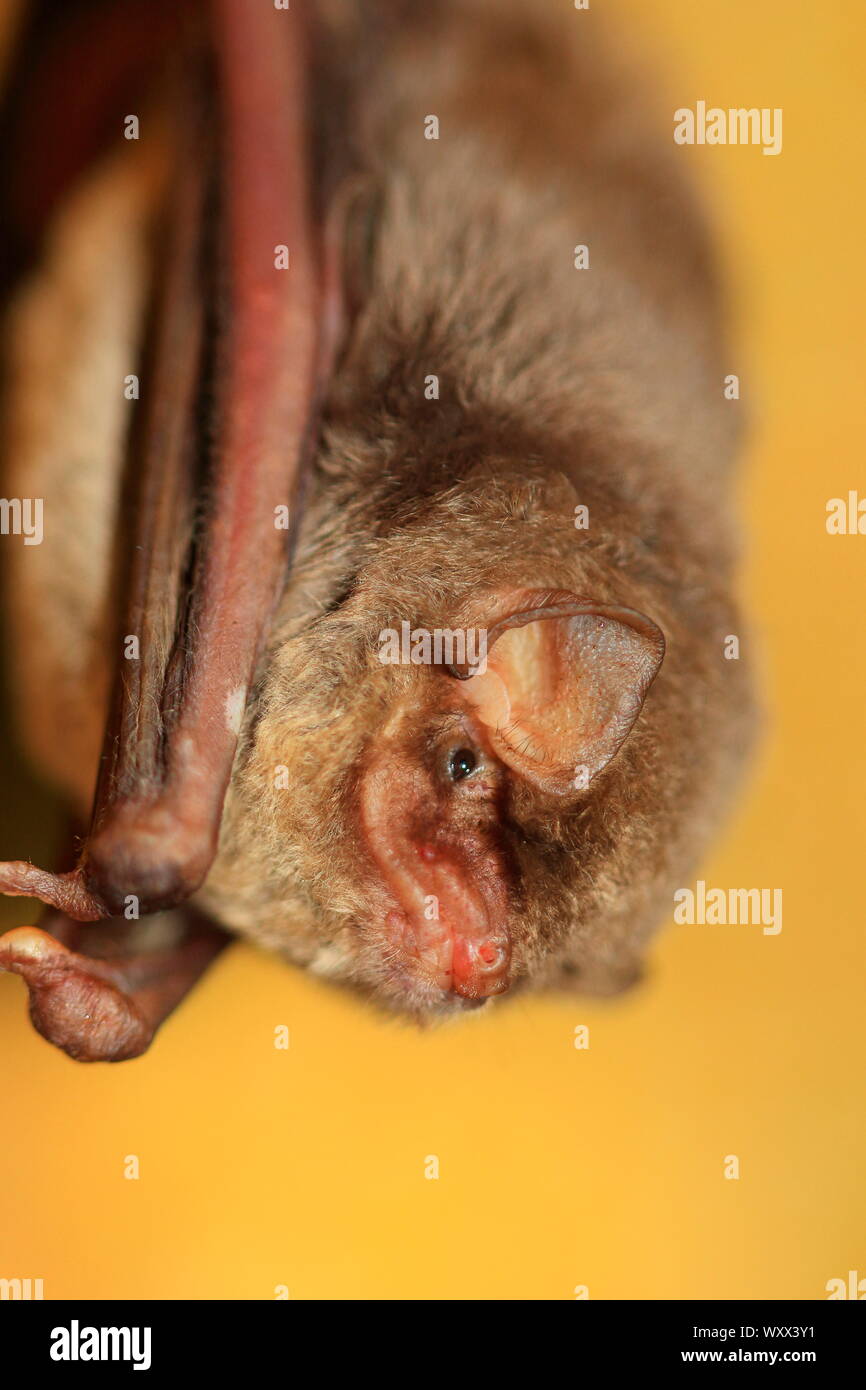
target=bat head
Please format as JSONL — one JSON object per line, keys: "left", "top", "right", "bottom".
{"left": 203, "top": 464, "right": 745, "bottom": 1018}
{"left": 356, "top": 589, "right": 665, "bottom": 1006}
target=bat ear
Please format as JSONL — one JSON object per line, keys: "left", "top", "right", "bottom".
{"left": 452, "top": 592, "right": 665, "bottom": 794}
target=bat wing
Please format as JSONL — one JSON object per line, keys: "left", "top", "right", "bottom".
{"left": 0, "top": 1, "right": 337, "bottom": 1058}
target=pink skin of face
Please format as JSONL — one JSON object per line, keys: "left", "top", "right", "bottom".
{"left": 359, "top": 702, "right": 512, "bottom": 1003}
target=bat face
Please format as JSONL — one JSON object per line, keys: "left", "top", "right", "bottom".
{"left": 203, "top": 473, "right": 709, "bottom": 1020}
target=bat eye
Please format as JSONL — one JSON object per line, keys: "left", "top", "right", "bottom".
{"left": 448, "top": 747, "right": 478, "bottom": 782}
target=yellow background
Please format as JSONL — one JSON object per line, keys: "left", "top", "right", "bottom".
{"left": 1, "top": 0, "right": 864, "bottom": 1299}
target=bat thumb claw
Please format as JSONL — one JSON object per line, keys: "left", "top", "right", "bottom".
{"left": 0, "top": 861, "right": 107, "bottom": 920}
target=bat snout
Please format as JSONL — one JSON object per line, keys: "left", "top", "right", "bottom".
{"left": 450, "top": 932, "right": 511, "bottom": 999}
{"left": 383, "top": 908, "right": 512, "bottom": 1005}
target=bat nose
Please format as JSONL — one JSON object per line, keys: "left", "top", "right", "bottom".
{"left": 450, "top": 932, "right": 511, "bottom": 998}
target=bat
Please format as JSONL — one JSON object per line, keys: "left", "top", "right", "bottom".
{"left": 0, "top": 0, "right": 755, "bottom": 1058}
